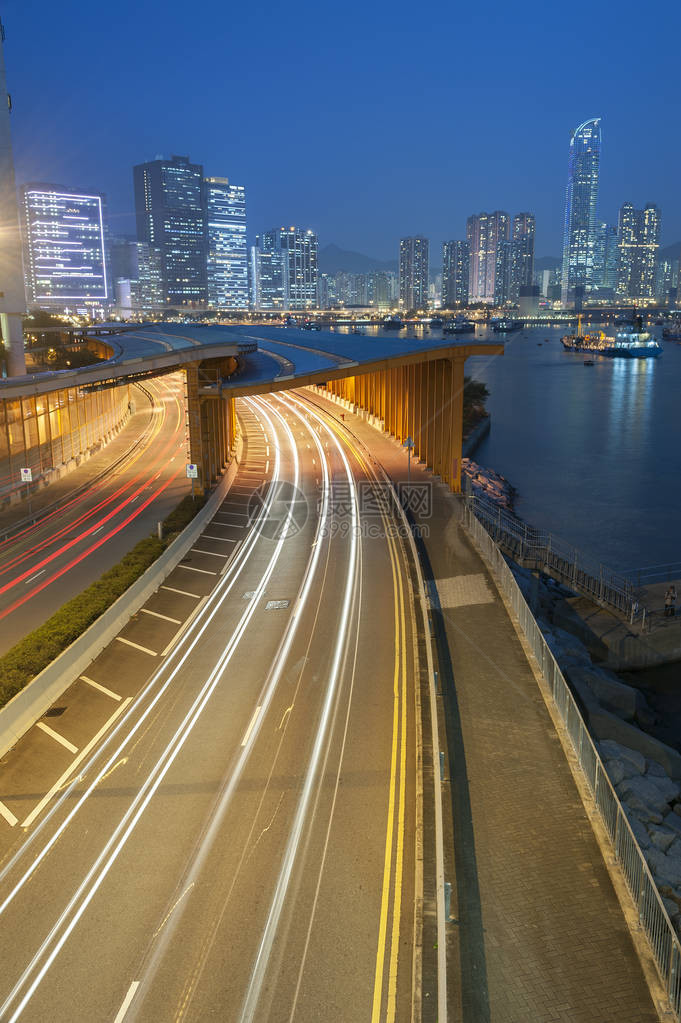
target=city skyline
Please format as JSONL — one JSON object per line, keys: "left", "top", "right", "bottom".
{"left": 2, "top": 0, "right": 680, "bottom": 263}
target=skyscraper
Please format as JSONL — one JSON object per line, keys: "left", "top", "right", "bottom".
{"left": 616, "top": 203, "right": 661, "bottom": 300}
{"left": 442, "top": 240, "right": 470, "bottom": 307}
{"left": 509, "top": 213, "right": 535, "bottom": 302}
{"left": 250, "top": 242, "right": 288, "bottom": 309}
{"left": 20, "top": 184, "right": 109, "bottom": 310}
{"left": 260, "top": 227, "right": 318, "bottom": 309}
{"left": 204, "top": 177, "right": 248, "bottom": 309}
{"left": 592, "top": 222, "right": 618, "bottom": 292}
{"left": 399, "top": 237, "right": 429, "bottom": 309}
{"left": 561, "top": 118, "right": 601, "bottom": 306}
{"left": 466, "top": 212, "right": 510, "bottom": 303}
{"left": 0, "top": 18, "right": 26, "bottom": 375}
{"left": 133, "top": 155, "right": 206, "bottom": 306}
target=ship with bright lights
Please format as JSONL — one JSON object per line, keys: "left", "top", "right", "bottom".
{"left": 561, "top": 317, "right": 661, "bottom": 359}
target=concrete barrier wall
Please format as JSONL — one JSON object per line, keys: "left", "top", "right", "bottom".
{"left": 0, "top": 440, "right": 242, "bottom": 759}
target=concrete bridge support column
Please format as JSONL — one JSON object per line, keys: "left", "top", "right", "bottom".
{"left": 185, "top": 364, "right": 233, "bottom": 496}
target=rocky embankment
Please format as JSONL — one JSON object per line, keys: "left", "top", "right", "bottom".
{"left": 513, "top": 564, "right": 681, "bottom": 935}
{"left": 462, "top": 458, "right": 515, "bottom": 510}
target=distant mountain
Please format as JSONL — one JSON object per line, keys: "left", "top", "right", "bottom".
{"left": 318, "top": 244, "right": 397, "bottom": 275}
{"left": 535, "top": 255, "right": 561, "bottom": 270}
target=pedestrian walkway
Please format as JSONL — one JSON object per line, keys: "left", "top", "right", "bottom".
{"left": 313, "top": 391, "right": 661, "bottom": 1023}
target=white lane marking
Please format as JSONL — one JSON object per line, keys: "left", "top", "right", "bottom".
{"left": 140, "top": 608, "right": 182, "bottom": 625}
{"left": 113, "top": 980, "right": 140, "bottom": 1023}
{"left": 161, "top": 585, "right": 200, "bottom": 598}
{"left": 265, "top": 460, "right": 270, "bottom": 473}
{"left": 115, "top": 637, "right": 157, "bottom": 657}
{"left": 191, "top": 548, "right": 231, "bottom": 558}
{"left": 176, "top": 564, "right": 217, "bottom": 576}
{"left": 35, "top": 723, "right": 78, "bottom": 755}
{"left": 0, "top": 802, "right": 18, "bottom": 828}
{"left": 92, "top": 526, "right": 104, "bottom": 535}
{"left": 24, "top": 570, "right": 46, "bottom": 585}
{"left": 241, "top": 706, "right": 262, "bottom": 748}
{"left": 200, "top": 535, "right": 237, "bottom": 542}
{"left": 80, "top": 677, "right": 121, "bottom": 702}
{"left": 266, "top": 446, "right": 270, "bottom": 456}
{"left": 214, "top": 513, "right": 248, "bottom": 520}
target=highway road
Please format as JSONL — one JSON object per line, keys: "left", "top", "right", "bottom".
{"left": 0, "top": 390, "right": 430, "bottom": 1021}
{"left": 0, "top": 373, "right": 191, "bottom": 656}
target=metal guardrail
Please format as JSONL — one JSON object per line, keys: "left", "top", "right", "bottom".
{"left": 464, "top": 487, "right": 640, "bottom": 618}
{"left": 462, "top": 503, "right": 681, "bottom": 1018}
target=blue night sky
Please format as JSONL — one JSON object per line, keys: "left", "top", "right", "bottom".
{"left": 3, "top": 0, "right": 680, "bottom": 262}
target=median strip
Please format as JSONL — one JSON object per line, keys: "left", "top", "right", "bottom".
{"left": 115, "top": 637, "right": 158, "bottom": 657}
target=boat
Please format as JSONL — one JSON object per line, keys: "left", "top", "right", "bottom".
{"left": 382, "top": 315, "right": 404, "bottom": 330}
{"left": 583, "top": 359, "right": 595, "bottom": 366}
{"left": 443, "top": 317, "right": 476, "bottom": 334}
{"left": 561, "top": 316, "right": 661, "bottom": 359}
{"left": 351, "top": 326, "right": 365, "bottom": 335}
{"left": 429, "top": 316, "right": 443, "bottom": 328}
{"left": 662, "top": 324, "right": 681, "bottom": 341}
{"left": 491, "top": 318, "right": 523, "bottom": 333}
{"left": 301, "top": 319, "right": 321, "bottom": 331}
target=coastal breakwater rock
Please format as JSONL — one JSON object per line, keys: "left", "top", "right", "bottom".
{"left": 462, "top": 458, "right": 515, "bottom": 511}
{"left": 511, "top": 562, "right": 681, "bottom": 933}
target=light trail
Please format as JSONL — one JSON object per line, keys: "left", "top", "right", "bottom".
{"left": 123, "top": 392, "right": 334, "bottom": 1020}
{"left": 0, "top": 402, "right": 295, "bottom": 1021}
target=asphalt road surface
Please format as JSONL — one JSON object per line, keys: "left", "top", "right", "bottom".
{"left": 0, "top": 390, "right": 425, "bottom": 1022}
{"left": 0, "top": 374, "right": 190, "bottom": 655}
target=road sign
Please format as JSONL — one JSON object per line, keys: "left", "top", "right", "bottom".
{"left": 20, "top": 467, "right": 32, "bottom": 482}
{"left": 403, "top": 436, "right": 414, "bottom": 450}
{"left": 186, "top": 463, "right": 198, "bottom": 479}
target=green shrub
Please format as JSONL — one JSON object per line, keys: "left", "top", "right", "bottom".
{"left": 0, "top": 493, "right": 207, "bottom": 708}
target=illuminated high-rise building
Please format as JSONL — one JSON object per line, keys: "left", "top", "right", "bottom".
{"left": 133, "top": 154, "right": 206, "bottom": 306}
{"left": 250, "top": 241, "right": 288, "bottom": 309}
{"left": 399, "top": 237, "right": 429, "bottom": 309}
{"left": 616, "top": 203, "right": 660, "bottom": 300}
{"left": 561, "top": 118, "right": 601, "bottom": 305}
{"left": 204, "top": 177, "right": 248, "bottom": 309}
{"left": 509, "top": 213, "right": 535, "bottom": 302}
{"left": 260, "top": 227, "right": 318, "bottom": 309}
{"left": 467, "top": 212, "right": 510, "bottom": 303}
{"left": 442, "top": 240, "right": 469, "bottom": 307}
{"left": 20, "top": 184, "right": 109, "bottom": 310}
{"left": 0, "top": 18, "right": 26, "bottom": 374}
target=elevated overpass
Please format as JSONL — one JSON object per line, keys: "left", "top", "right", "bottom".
{"left": 1, "top": 323, "right": 502, "bottom": 498}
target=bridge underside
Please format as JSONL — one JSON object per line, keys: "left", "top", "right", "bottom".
{"left": 185, "top": 343, "right": 502, "bottom": 495}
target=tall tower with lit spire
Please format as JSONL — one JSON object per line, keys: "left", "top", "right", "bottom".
{"left": 561, "top": 118, "right": 601, "bottom": 307}
{"left": 0, "top": 18, "right": 26, "bottom": 376}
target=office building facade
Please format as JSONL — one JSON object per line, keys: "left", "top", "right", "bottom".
{"left": 133, "top": 154, "right": 206, "bottom": 306}
{"left": 442, "top": 240, "right": 470, "bottom": 307}
{"left": 616, "top": 202, "right": 660, "bottom": 300}
{"left": 561, "top": 118, "right": 601, "bottom": 305}
{"left": 258, "top": 227, "right": 318, "bottom": 309}
{"left": 204, "top": 177, "right": 248, "bottom": 309}
{"left": 250, "top": 242, "right": 288, "bottom": 309}
{"left": 467, "top": 212, "right": 510, "bottom": 303}
{"left": 399, "top": 236, "right": 429, "bottom": 309}
{"left": 509, "top": 213, "right": 535, "bottom": 302}
{"left": 20, "top": 184, "right": 109, "bottom": 310}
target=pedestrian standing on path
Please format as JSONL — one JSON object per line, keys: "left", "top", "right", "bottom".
{"left": 664, "top": 584, "right": 677, "bottom": 617}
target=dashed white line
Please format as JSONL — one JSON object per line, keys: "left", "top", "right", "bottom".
{"left": 191, "top": 548, "right": 232, "bottom": 558}
{"left": 116, "top": 637, "right": 158, "bottom": 657}
{"left": 24, "top": 570, "right": 45, "bottom": 585}
{"left": 80, "top": 676, "right": 121, "bottom": 702}
{"left": 0, "top": 802, "right": 18, "bottom": 828}
{"left": 241, "top": 706, "right": 262, "bottom": 747}
{"left": 161, "top": 585, "right": 201, "bottom": 598}
{"left": 265, "top": 460, "right": 270, "bottom": 473}
{"left": 177, "top": 564, "right": 217, "bottom": 576}
{"left": 35, "top": 722, "right": 78, "bottom": 755}
{"left": 113, "top": 980, "right": 140, "bottom": 1023}
{"left": 200, "top": 534, "right": 237, "bottom": 542}
{"left": 140, "top": 608, "right": 182, "bottom": 625}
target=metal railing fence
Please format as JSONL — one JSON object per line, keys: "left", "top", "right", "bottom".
{"left": 462, "top": 502, "right": 681, "bottom": 1019}
{"left": 463, "top": 487, "right": 640, "bottom": 618}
